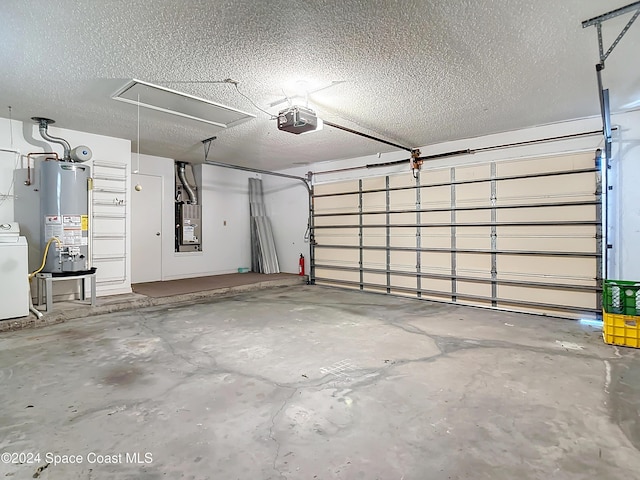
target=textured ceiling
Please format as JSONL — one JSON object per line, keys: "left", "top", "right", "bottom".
{"left": 0, "top": 0, "right": 639, "bottom": 170}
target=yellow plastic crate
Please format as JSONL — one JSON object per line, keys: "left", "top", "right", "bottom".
{"left": 603, "top": 310, "right": 640, "bottom": 348}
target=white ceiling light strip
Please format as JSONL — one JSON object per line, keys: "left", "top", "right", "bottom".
{"left": 112, "top": 79, "right": 256, "bottom": 128}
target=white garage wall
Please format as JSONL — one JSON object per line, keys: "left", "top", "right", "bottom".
{"left": 262, "top": 171, "right": 311, "bottom": 274}
{"left": 135, "top": 154, "right": 255, "bottom": 280}
{"left": 614, "top": 110, "right": 640, "bottom": 281}
{"left": 271, "top": 110, "right": 640, "bottom": 282}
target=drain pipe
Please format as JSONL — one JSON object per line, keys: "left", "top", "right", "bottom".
{"left": 176, "top": 162, "right": 197, "bottom": 204}
{"left": 29, "top": 291, "right": 43, "bottom": 319}
{"left": 32, "top": 117, "right": 72, "bottom": 162}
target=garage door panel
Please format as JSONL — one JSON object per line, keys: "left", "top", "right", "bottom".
{"left": 497, "top": 205, "right": 596, "bottom": 222}
{"left": 421, "top": 277, "right": 451, "bottom": 294}
{"left": 497, "top": 152, "right": 593, "bottom": 177}
{"left": 456, "top": 210, "right": 491, "bottom": 223}
{"left": 315, "top": 268, "right": 359, "bottom": 283}
{"left": 420, "top": 252, "right": 450, "bottom": 270}
{"left": 390, "top": 226, "right": 412, "bottom": 242}
{"left": 314, "top": 180, "right": 358, "bottom": 195}
{"left": 315, "top": 247, "right": 358, "bottom": 266}
{"left": 362, "top": 230, "right": 386, "bottom": 247}
{"left": 391, "top": 275, "right": 418, "bottom": 289}
{"left": 498, "top": 255, "right": 595, "bottom": 279}
{"left": 421, "top": 169, "right": 451, "bottom": 185}
{"left": 363, "top": 249, "right": 386, "bottom": 268}
{"left": 315, "top": 194, "right": 359, "bottom": 214}
{"left": 389, "top": 189, "right": 414, "bottom": 208}
{"left": 498, "top": 173, "right": 594, "bottom": 201}
{"left": 390, "top": 234, "right": 417, "bottom": 248}
{"left": 389, "top": 173, "right": 416, "bottom": 189}
{"left": 422, "top": 231, "right": 451, "bottom": 249}
{"left": 497, "top": 225, "right": 595, "bottom": 252}
{"left": 315, "top": 215, "right": 357, "bottom": 227}
{"left": 456, "top": 280, "right": 492, "bottom": 299}
{"left": 456, "top": 227, "right": 491, "bottom": 249}
{"left": 390, "top": 212, "right": 416, "bottom": 224}
{"left": 313, "top": 152, "right": 599, "bottom": 319}
{"left": 456, "top": 183, "right": 490, "bottom": 206}
{"left": 390, "top": 251, "right": 416, "bottom": 271}
{"left": 315, "top": 228, "right": 359, "bottom": 246}
{"left": 420, "top": 186, "right": 450, "bottom": 205}
{"left": 362, "top": 177, "right": 386, "bottom": 190}
{"left": 420, "top": 211, "right": 451, "bottom": 224}
{"left": 457, "top": 253, "right": 491, "bottom": 272}
{"left": 362, "top": 191, "right": 386, "bottom": 211}
{"left": 497, "top": 269, "right": 597, "bottom": 287}
{"left": 498, "top": 285, "right": 597, "bottom": 310}
{"left": 455, "top": 164, "right": 491, "bottom": 181}
{"left": 363, "top": 272, "right": 387, "bottom": 287}
{"left": 363, "top": 213, "right": 386, "bottom": 225}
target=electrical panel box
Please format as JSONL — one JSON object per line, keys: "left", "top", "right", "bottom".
{"left": 176, "top": 203, "right": 201, "bottom": 252}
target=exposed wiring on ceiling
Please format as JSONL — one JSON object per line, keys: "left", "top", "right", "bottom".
{"left": 281, "top": 88, "right": 293, "bottom": 107}
{"left": 157, "top": 78, "right": 278, "bottom": 120}
{"left": 229, "top": 81, "right": 277, "bottom": 120}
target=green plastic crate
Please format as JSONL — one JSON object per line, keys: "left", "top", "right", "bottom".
{"left": 603, "top": 280, "right": 640, "bottom": 316}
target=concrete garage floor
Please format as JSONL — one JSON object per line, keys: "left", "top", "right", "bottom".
{"left": 1, "top": 285, "right": 639, "bottom": 480}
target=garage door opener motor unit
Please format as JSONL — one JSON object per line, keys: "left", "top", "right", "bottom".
{"left": 277, "top": 106, "right": 318, "bottom": 134}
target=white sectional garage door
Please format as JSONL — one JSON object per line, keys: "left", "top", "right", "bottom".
{"left": 312, "top": 152, "right": 602, "bottom": 319}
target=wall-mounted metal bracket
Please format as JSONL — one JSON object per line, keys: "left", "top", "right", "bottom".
{"left": 582, "top": 1, "right": 639, "bottom": 161}
{"left": 582, "top": 1, "right": 640, "bottom": 66}
{"left": 201, "top": 136, "right": 217, "bottom": 162}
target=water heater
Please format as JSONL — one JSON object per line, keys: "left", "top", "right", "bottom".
{"left": 31, "top": 117, "right": 93, "bottom": 275}
{"left": 40, "top": 160, "right": 92, "bottom": 274}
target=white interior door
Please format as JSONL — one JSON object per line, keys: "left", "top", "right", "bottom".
{"left": 131, "top": 173, "right": 162, "bottom": 283}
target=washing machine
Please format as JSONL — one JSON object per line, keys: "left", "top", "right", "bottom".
{"left": 0, "top": 223, "right": 29, "bottom": 320}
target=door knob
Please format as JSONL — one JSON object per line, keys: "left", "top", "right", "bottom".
{"left": 155, "top": 232, "right": 161, "bottom": 236}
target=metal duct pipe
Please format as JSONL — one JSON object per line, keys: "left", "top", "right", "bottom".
{"left": 32, "top": 117, "right": 71, "bottom": 162}
{"left": 176, "top": 161, "right": 197, "bottom": 205}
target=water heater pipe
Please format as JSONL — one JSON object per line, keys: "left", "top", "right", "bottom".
{"left": 32, "top": 117, "right": 72, "bottom": 162}
{"left": 176, "top": 161, "right": 197, "bottom": 205}
{"left": 25, "top": 152, "right": 59, "bottom": 186}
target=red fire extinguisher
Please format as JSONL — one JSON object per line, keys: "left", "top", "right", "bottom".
{"left": 299, "top": 254, "right": 305, "bottom": 276}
